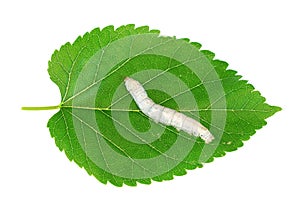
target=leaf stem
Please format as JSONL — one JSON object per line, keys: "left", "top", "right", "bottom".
{"left": 21, "top": 105, "right": 61, "bottom": 111}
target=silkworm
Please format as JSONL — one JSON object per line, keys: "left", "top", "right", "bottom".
{"left": 124, "top": 77, "right": 214, "bottom": 143}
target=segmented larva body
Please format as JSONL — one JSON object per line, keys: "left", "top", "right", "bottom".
{"left": 124, "top": 77, "right": 214, "bottom": 143}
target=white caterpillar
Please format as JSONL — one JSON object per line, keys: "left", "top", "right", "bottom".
{"left": 124, "top": 77, "right": 214, "bottom": 143}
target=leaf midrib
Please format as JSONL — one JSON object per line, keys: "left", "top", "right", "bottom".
{"left": 60, "top": 105, "right": 272, "bottom": 113}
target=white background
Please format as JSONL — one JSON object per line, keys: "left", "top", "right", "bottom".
{"left": 1, "top": 0, "right": 299, "bottom": 211}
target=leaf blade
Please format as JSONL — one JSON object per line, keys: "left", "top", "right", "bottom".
{"left": 47, "top": 25, "right": 281, "bottom": 186}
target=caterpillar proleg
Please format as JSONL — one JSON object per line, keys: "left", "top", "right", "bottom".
{"left": 124, "top": 77, "right": 214, "bottom": 143}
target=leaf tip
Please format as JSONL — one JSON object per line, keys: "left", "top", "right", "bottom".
{"left": 271, "top": 105, "right": 282, "bottom": 115}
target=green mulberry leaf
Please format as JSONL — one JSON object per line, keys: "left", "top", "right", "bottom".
{"left": 24, "top": 24, "right": 281, "bottom": 186}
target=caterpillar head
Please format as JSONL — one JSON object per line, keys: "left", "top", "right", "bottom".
{"left": 200, "top": 130, "right": 214, "bottom": 144}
